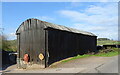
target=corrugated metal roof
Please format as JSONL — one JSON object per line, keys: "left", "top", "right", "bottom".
{"left": 16, "top": 18, "right": 96, "bottom": 36}
{"left": 41, "top": 19, "right": 96, "bottom": 36}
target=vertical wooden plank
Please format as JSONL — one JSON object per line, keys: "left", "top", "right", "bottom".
{"left": 20, "top": 25, "right": 24, "bottom": 59}
{"left": 32, "top": 19, "right": 37, "bottom": 63}
{"left": 36, "top": 19, "right": 40, "bottom": 64}
{"left": 37, "top": 20, "right": 46, "bottom": 68}
{"left": 26, "top": 20, "right": 29, "bottom": 61}
{"left": 29, "top": 19, "right": 33, "bottom": 62}
{"left": 45, "top": 30, "right": 49, "bottom": 67}
{"left": 31, "top": 19, "right": 34, "bottom": 63}
{"left": 17, "top": 34, "right": 20, "bottom": 58}
{"left": 26, "top": 21, "right": 28, "bottom": 54}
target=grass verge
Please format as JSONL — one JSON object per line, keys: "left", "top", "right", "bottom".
{"left": 95, "top": 51, "right": 119, "bottom": 57}
{"left": 62, "top": 48, "right": 119, "bottom": 63}
{"left": 97, "top": 40, "right": 120, "bottom": 45}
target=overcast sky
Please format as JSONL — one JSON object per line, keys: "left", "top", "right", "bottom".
{"left": 2, "top": 2, "right": 118, "bottom": 40}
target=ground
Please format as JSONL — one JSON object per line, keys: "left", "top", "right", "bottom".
{"left": 1, "top": 55, "right": 118, "bottom": 73}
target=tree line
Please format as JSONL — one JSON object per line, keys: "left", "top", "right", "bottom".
{"left": 1, "top": 34, "right": 17, "bottom": 52}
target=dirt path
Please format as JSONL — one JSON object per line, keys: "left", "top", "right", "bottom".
{"left": 2, "top": 56, "right": 118, "bottom": 73}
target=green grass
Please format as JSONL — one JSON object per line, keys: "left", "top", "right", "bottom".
{"left": 95, "top": 51, "right": 119, "bottom": 57}
{"left": 62, "top": 54, "right": 92, "bottom": 63}
{"left": 97, "top": 40, "right": 120, "bottom": 45}
{"left": 1, "top": 39, "right": 17, "bottom": 52}
{"left": 62, "top": 48, "right": 119, "bottom": 63}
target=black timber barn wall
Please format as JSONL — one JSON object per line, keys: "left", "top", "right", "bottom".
{"left": 46, "top": 28, "right": 97, "bottom": 65}
{"left": 16, "top": 18, "right": 97, "bottom": 68}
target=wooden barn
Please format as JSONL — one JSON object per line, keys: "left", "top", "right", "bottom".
{"left": 16, "top": 18, "right": 97, "bottom": 68}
